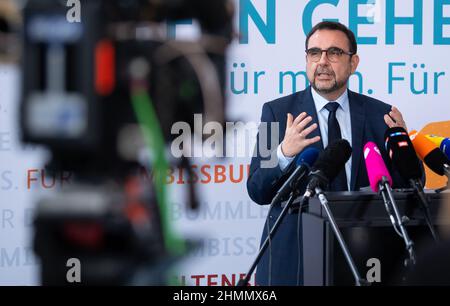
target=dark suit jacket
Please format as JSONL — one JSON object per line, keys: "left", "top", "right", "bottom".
{"left": 247, "top": 87, "right": 414, "bottom": 286}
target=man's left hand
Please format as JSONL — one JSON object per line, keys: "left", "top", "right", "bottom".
{"left": 384, "top": 106, "right": 407, "bottom": 131}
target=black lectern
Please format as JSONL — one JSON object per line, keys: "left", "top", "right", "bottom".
{"left": 294, "top": 190, "right": 450, "bottom": 285}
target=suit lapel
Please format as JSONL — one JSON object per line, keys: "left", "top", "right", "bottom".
{"left": 294, "top": 87, "right": 324, "bottom": 151}
{"left": 348, "top": 90, "right": 365, "bottom": 190}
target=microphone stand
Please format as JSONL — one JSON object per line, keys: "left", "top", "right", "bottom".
{"left": 314, "top": 187, "right": 369, "bottom": 286}
{"left": 379, "top": 177, "right": 416, "bottom": 266}
{"left": 435, "top": 165, "right": 450, "bottom": 193}
{"left": 444, "top": 164, "right": 450, "bottom": 178}
{"left": 237, "top": 189, "right": 303, "bottom": 286}
{"left": 447, "top": 165, "right": 450, "bottom": 189}
{"left": 409, "top": 178, "right": 439, "bottom": 242}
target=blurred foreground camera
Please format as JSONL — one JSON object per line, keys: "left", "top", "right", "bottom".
{"left": 20, "top": 0, "right": 233, "bottom": 285}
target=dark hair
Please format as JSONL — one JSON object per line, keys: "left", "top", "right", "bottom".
{"left": 305, "top": 21, "right": 357, "bottom": 54}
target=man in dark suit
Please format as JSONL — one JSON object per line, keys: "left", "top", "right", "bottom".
{"left": 247, "top": 21, "right": 411, "bottom": 285}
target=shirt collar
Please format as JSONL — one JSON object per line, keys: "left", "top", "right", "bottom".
{"left": 311, "top": 87, "right": 349, "bottom": 113}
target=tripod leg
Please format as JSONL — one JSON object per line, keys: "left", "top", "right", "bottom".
{"left": 316, "top": 190, "right": 368, "bottom": 286}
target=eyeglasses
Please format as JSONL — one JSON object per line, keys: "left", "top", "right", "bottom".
{"left": 305, "top": 47, "right": 354, "bottom": 63}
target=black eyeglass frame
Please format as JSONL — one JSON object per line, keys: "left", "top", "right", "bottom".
{"left": 305, "top": 47, "right": 355, "bottom": 62}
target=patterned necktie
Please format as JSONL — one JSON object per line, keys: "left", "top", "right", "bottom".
{"left": 324, "top": 102, "right": 348, "bottom": 191}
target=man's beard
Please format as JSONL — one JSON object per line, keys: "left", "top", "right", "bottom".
{"left": 312, "top": 75, "right": 348, "bottom": 94}
{"left": 311, "top": 66, "right": 349, "bottom": 94}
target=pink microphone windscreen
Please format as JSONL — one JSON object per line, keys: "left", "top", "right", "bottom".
{"left": 364, "top": 142, "right": 393, "bottom": 192}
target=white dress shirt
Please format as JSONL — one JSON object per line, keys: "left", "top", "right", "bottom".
{"left": 277, "top": 87, "right": 352, "bottom": 190}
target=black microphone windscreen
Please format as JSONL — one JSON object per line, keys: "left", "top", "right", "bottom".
{"left": 424, "top": 149, "right": 450, "bottom": 176}
{"left": 313, "top": 139, "right": 352, "bottom": 181}
{"left": 384, "top": 127, "right": 422, "bottom": 180}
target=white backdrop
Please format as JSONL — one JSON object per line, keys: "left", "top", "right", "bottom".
{"left": 1, "top": 0, "right": 450, "bottom": 285}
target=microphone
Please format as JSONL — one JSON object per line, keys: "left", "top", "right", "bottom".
{"left": 364, "top": 142, "right": 392, "bottom": 193}
{"left": 409, "top": 131, "right": 450, "bottom": 178}
{"left": 297, "top": 139, "right": 370, "bottom": 286}
{"left": 433, "top": 134, "right": 450, "bottom": 188}
{"left": 364, "top": 141, "right": 416, "bottom": 264}
{"left": 271, "top": 147, "right": 319, "bottom": 204}
{"left": 384, "top": 127, "right": 422, "bottom": 181}
{"left": 302, "top": 139, "right": 352, "bottom": 200}
{"left": 238, "top": 147, "right": 318, "bottom": 287}
{"left": 426, "top": 134, "right": 445, "bottom": 146}
{"left": 426, "top": 135, "right": 450, "bottom": 160}
{"left": 364, "top": 141, "right": 393, "bottom": 221}
{"left": 384, "top": 127, "right": 439, "bottom": 242}
{"left": 443, "top": 138, "right": 450, "bottom": 160}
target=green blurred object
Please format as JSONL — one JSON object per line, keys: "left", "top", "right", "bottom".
{"left": 131, "top": 87, "right": 187, "bottom": 257}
